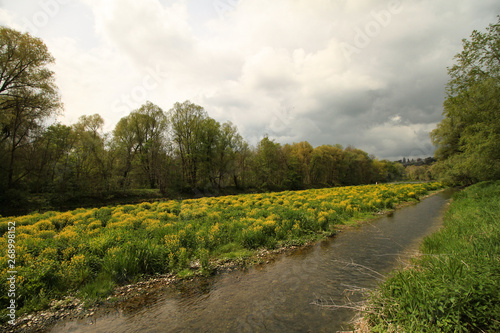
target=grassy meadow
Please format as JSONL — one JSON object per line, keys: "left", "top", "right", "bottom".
{"left": 362, "top": 181, "right": 500, "bottom": 332}
{"left": 0, "top": 182, "right": 443, "bottom": 321}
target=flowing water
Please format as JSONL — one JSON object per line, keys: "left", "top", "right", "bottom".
{"left": 50, "top": 190, "right": 454, "bottom": 333}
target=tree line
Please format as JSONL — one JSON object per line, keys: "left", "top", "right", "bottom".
{"left": 1, "top": 97, "right": 404, "bottom": 214}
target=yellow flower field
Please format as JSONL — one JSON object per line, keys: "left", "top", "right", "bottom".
{"left": 0, "top": 182, "right": 443, "bottom": 318}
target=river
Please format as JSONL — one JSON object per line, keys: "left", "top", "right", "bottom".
{"left": 49, "top": 189, "right": 454, "bottom": 333}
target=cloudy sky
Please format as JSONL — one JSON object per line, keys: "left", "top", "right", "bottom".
{"left": 1, "top": 0, "right": 498, "bottom": 160}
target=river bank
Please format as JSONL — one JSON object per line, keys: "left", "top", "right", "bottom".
{"left": 2, "top": 236, "right": 329, "bottom": 333}
{"left": 1, "top": 183, "right": 445, "bottom": 333}
{"left": 357, "top": 181, "right": 500, "bottom": 332}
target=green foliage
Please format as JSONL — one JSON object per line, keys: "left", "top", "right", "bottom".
{"left": 0, "top": 26, "right": 61, "bottom": 192}
{"left": 214, "top": 242, "right": 254, "bottom": 260}
{"left": 405, "top": 164, "right": 434, "bottom": 181}
{"left": 431, "top": 17, "right": 500, "bottom": 185}
{"left": 113, "top": 101, "right": 169, "bottom": 190}
{"left": 78, "top": 275, "right": 116, "bottom": 300}
{"left": 169, "top": 100, "right": 208, "bottom": 189}
{"left": 364, "top": 181, "right": 500, "bottom": 332}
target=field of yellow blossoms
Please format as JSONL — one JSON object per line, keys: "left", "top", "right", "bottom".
{"left": 0, "top": 182, "right": 443, "bottom": 316}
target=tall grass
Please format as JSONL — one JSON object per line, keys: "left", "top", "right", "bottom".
{"left": 364, "top": 181, "right": 500, "bottom": 332}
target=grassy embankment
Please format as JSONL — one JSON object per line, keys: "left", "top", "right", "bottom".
{"left": 362, "top": 181, "right": 500, "bottom": 332}
{"left": 0, "top": 182, "right": 443, "bottom": 323}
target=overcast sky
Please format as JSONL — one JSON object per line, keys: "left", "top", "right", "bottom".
{"left": 1, "top": 0, "right": 498, "bottom": 160}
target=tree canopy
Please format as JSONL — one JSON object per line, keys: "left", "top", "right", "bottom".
{"left": 0, "top": 26, "right": 61, "bottom": 190}
{"left": 431, "top": 17, "right": 500, "bottom": 184}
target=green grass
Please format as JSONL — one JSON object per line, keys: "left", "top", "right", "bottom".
{"left": 214, "top": 242, "right": 255, "bottom": 260}
{"left": 78, "top": 274, "right": 117, "bottom": 300}
{"left": 364, "top": 181, "right": 500, "bottom": 332}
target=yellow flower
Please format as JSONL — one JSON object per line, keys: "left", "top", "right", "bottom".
{"left": 59, "top": 227, "right": 78, "bottom": 241}
{"left": 317, "top": 211, "right": 329, "bottom": 224}
{"left": 34, "top": 219, "right": 54, "bottom": 231}
{"left": 62, "top": 246, "right": 76, "bottom": 260}
{"left": 142, "top": 218, "right": 160, "bottom": 231}
{"left": 164, "top": 234, "right": 180, "bottom": 250}
{"left": 40, "top": 247, "right": 58, "bottom": 259}
{"left": 87, "top": 220, "right": 102, "bottom": 230}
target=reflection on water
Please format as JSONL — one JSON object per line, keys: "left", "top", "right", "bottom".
{"left": 50, "top": 190, "right": 454, "bottom": 333}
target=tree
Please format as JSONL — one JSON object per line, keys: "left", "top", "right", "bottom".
{"left": 253, "top": 136, "right": 285, "bottom": 190}
{"left": 197, "top": 117, "right": 222, "bottom": 190}
{"left": 310, "top": 145, "right": 344, "bottom": 186}
{"left": 0, "top": 27, "right": 58, "bottom": 99}
{"left": 282, "top": 144, "right": 304, "bottom": 190}
{"left": 287, "top": 141, "right": 313, "bottom": 185}
{"left": 0, "top": 27, "right": 61, "bottom": 190}
{"left": 169, "top": 101, "right": 208, "bottom": 190}
{"left": 200, "top": 121, "right": 244, "bottom": 191}
{"left": 28, "top": 123, "right": 74, "bottom": 193}
{"left": 374, "top": 159, "right": 404, "bottom": 183}
{"left": 112, "top": 115, "right": 139, "bottom": 188}
{"left": 405, "top": 165, "right": 433, "bottom": 181}
{"left": 231, "top": 131, "right": 250, "bottom": 188}
{"left": 431, "top": 17, "right": 500, "bottom": 184}
{"left": 113, "top": 102, "right": 169, "bottom": 189}
{"left": 70, "top": 114, "right": 112, "bottom": 194}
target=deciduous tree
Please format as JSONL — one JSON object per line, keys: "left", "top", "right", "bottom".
{"left": 113, "top": 101, "right": 169, "bottom": 189}
{"left": 0, "top": 27, "right": 61, "bottom": 189}
{"left": 169, "top": 100, "right": 208, "bottom": 190}
{"left": 431, "top": 17, "right": 500, "bottom": 184}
